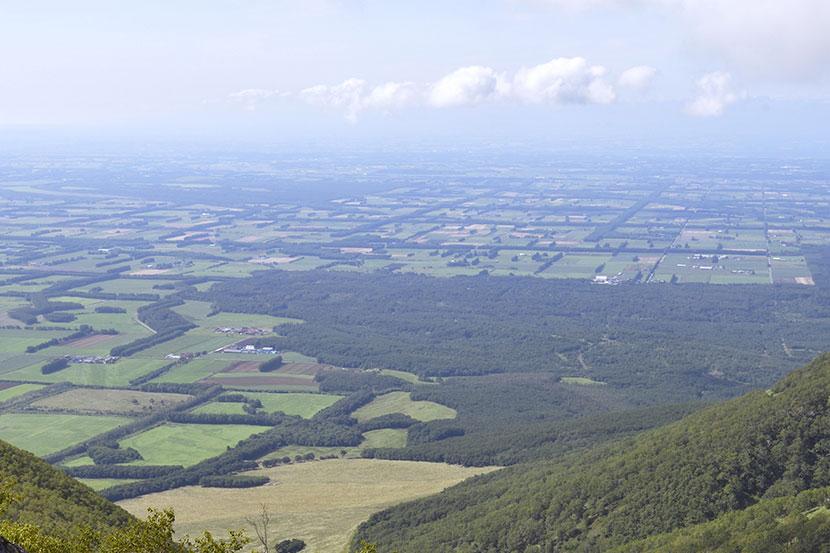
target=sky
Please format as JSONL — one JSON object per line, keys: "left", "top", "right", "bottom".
{"left": 1, "top": 0, "right": 829, "bottom": 150}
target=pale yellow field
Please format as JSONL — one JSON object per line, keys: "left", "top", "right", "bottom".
{"left": 118, "top": 458, "right": 497, "bottom": 552}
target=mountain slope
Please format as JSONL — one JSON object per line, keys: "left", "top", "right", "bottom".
{"left": 611, "top": 487, "right": 830, "bottom": 553}
{"left": 0, "top": 438, "right": 133, "bottom": 534}
{"left": 353, "top": 353, "right": 830, "bottom": 552}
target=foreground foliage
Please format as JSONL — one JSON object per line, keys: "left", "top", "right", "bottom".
{"left": 0, "top": 476, "right": 249, "bottom": 553}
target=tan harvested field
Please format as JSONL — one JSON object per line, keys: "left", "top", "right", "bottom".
{"left": 119, "top": 459, "right": 498, "bottom": 553}
{"left": 31, "top": 388, "right": 192, "bottom": 415}
{"left": 66, "top": 333, "right": 119, "bottom": 348}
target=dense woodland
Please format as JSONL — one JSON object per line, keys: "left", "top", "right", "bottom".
{"left": 611, "top": 487, "right": 830, "bottom": 553}
{"left": 197, "top": 262, "right": 830, "bottom": 401}
{"left": 352, "top": 354, "right": 830, "bottom": 552}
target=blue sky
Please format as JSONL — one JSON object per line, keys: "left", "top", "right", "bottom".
{"left": 1, "top": 1, "right": 828, "bottom": 148}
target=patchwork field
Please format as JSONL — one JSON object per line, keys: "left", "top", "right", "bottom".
{"left": 77, "top": 478, "right": 139, "bottom": 491}
{"left": 118, "top": 459, "right": 498, "bottom": 553}
{"left": 193, "top": 392, "right": 341, "bottom": 418}
{"left": 119, "top": 423, "right": 266, "bottom": 466}
{"left": 201, "top": 373, "right": 319, "bottom": 392}
{"left": 352, "top": 391, "right": 457, "bottom": 423}
{"left": 361, "top": 428, "right": 408, "bottom": 449}
{"left": 0, "top": 383, "right": 45, "bottom": 403}
{"left": 3, "top": 358, "right": 170, "bottom": 387}
{"left": 0, "top": 413, "right": 129, "bottom": 455}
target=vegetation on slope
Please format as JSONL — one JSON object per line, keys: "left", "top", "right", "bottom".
{"left": 611, "top": 487, "right": 830, "bottom": 553}
{"left": 0, "top": 439, "right": 132, "bottom": 535}
{"left": 353, "top": 353, "right": 830, "bottom": 552}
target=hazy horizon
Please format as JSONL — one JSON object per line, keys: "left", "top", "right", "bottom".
{"left": 1, "top": 1, "right": 828, "bottom": 150}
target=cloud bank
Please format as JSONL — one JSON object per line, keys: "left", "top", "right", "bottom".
{"left": 287, "top": 56, "right": 626, "bottom": 121}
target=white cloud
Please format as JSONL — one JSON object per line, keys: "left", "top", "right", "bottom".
{"left": 511, "top": 57, "right": 615, "bottom": 104}
{"left": 363, "top": 81, "right": 420, "bottom": 111}
{"left": 296, "top": 56, "right": 632, "bottom": 120}
{"left": 685, "top": 71, "right": 741, "bottom": 117}
{"left": 299, "top": 78, "right": 367, "bottom": 122}
{"left": 299, "top": 79, "right": 419, "bottom": 121}
{"left": 618, "top": 65, "right": 658, "bottom": 91}
{"left": 428, "top": 66, "right": 507, "bottom": 108}
{"left": 227, "top": 88, "right": 285, "bottom": 111}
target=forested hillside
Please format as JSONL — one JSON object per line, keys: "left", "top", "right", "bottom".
{"left": 352, "top": 353, "right": 830, "bottom": 552}
{"left": 0, "top": 439, "right": 132, "bottom": 534}
{"left": 611, "top": 487, "right": 830, "bottom": 553}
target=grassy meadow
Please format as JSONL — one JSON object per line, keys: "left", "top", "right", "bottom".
{"left": 118, "top": 459, "right": 498, "bottom": 553}
{"left": 352, "top": 391, "right": 457, "bottom": 423}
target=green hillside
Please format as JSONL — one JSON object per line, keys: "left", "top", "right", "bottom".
{"left": 0, "top": 438, "right": 133, "bottom": 534}
{"left": 612, "top": 487, "right": 830, "bottom": 553}
{"left": 353, "top": 353, "right": 830, "bottom": 552}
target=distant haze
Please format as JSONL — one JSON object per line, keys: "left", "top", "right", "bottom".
{"left": 0, "top": 1, "right": 828, "bottom": 149}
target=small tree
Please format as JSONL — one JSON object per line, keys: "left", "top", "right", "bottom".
{"left": 244, "top": 504, "right": 274, "bottom": 552}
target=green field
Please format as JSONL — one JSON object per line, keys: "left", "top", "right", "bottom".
{"left": 261, "top": 445, "right": 358, "bottom": 461}
{"left": 172, "top": 300, "right": 303, "bottom": 329}
{"left": 361, "top": 429, "right": 408, "bottom": 449}
{"left": 377, "top": 369, "right": 423, "bottom": 384}
{"left": 0, "top": 413, "right": 129, "bottom": 456}
{"left": 76, "top": 478, "right": 139, "bottom": 491}
{"left": 193, "top": 392, "right": 342, "bottom": 418}
{"left": 0, "top": 329, "right": 73, "bottom": 364}
{"left": 150, "top": 358, "right": 231, "bottom": 384}
{"left": 119, "top": 423, "right": 266, "bottom": 466}
{"left": 352, "top": 391, "right": 457, "bottom": 423}
{"left": 4, "top": 357, "right": 170, "bottom": 387}
{"left": 0, "top": 383, "right": 45, "bottom": 403}
{"left": 72, "top": 278, "right": 179, "bottom": 296}
{"left": 133, "top": 330, "right": 236, "bottom": 358}
{"left": 560, "top": 376, "right": 607, "bottom": 386}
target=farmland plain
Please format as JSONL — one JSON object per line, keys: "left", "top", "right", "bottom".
{"left": 1, "top": 153, "right": 830, "bottom": 550}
